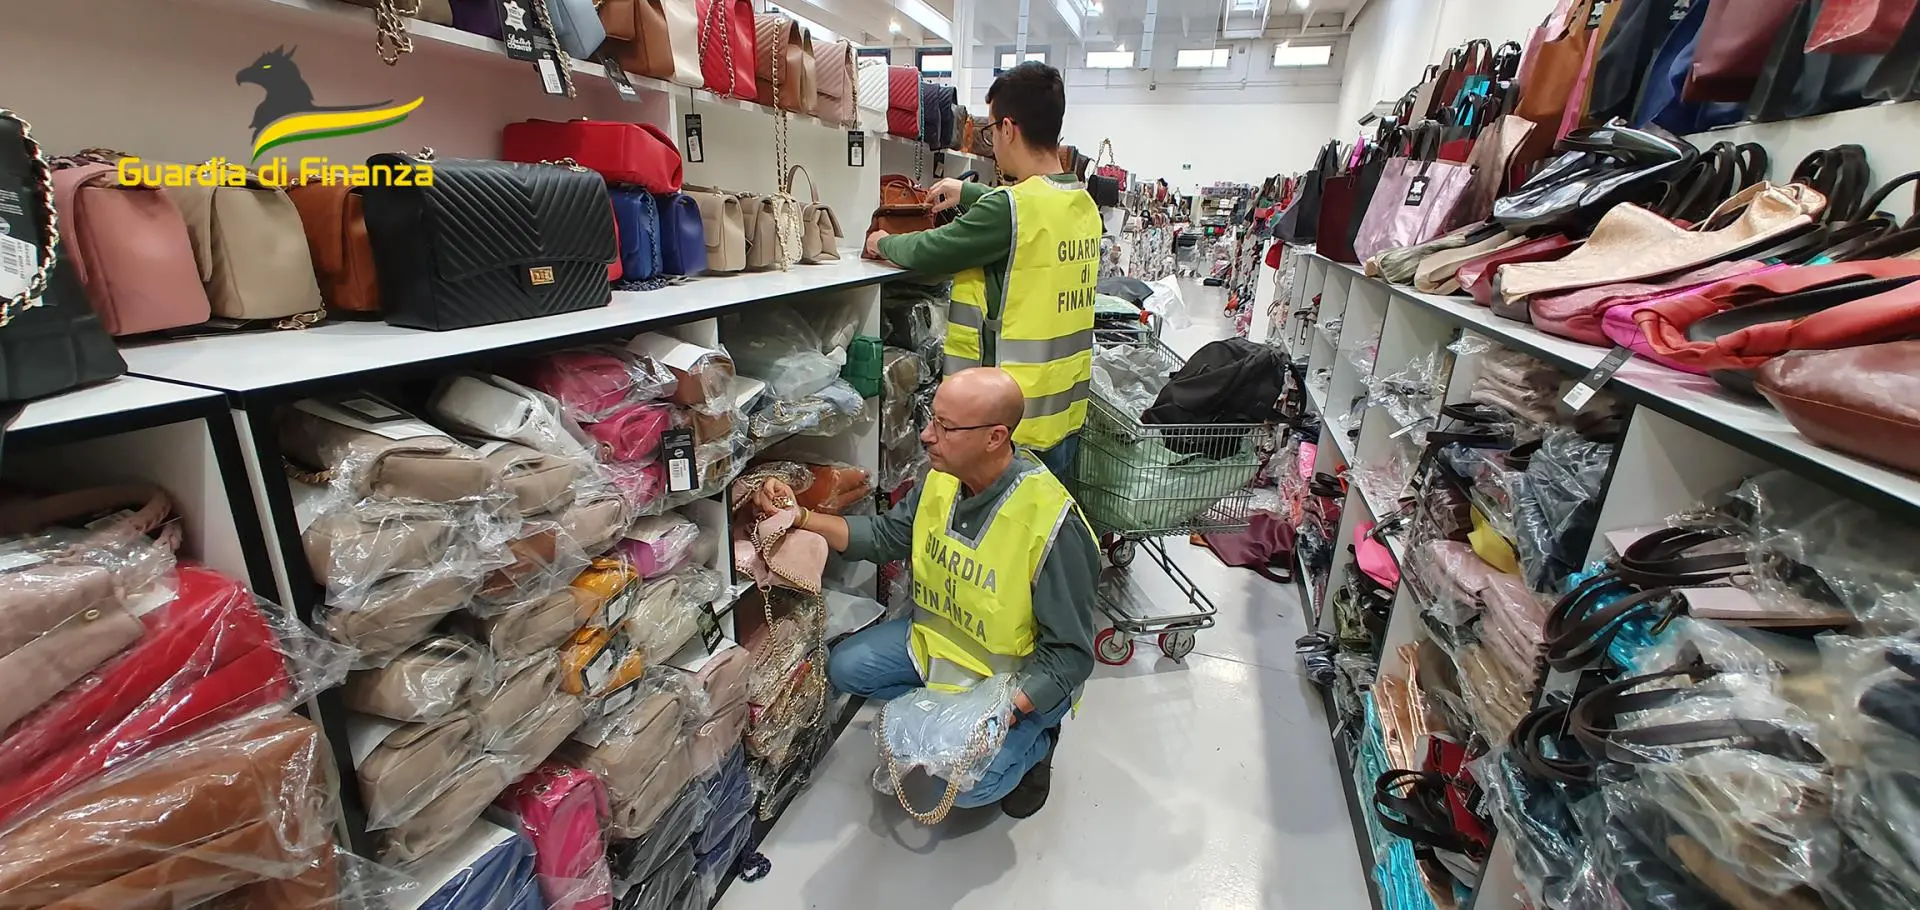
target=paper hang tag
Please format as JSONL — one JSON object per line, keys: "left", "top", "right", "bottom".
{"left": 1587, "top": 0, "right": 1610, "bottom": 29}
{"left": 498, "top": 0, "right": 538, "bottom": 59}
{"left": 1670, "top": 0, "right": 1693, "bottom": 20}
{"left": 932, "top": 151, "right": 947, "bottom": 178}
{"left": 848, "top": 131, "right": 866, "bottom": 167}
{"left": 684, "top": 114, "right": 705, "bottom": 164}
{"left": 697, "top": 599, "right": 723, "bottom": 651}
{"left": 600, "top": 53, "right": 641, "bottom": 100}
{"left": 536, "top": 55, "right": 566, "bottom": 96}
{"left": 0, "top": 232, "right": 37, "bottom": 299}
{"left": 1404, "top": 175, "right": 1431, "bottom": 207}
{"left": 663, "top": 428, "right": 695, "bottom": 492}
{"left": 1562, "top": 345, "right": 1633, "bottom": 411}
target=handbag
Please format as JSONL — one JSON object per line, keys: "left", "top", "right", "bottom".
{"left": 785, "top": 166, "right": 842, "bottom": 263}
{"left": 1535, "top": 259, "right": 1771, "bottom": 345}
{"left": 449, "top": 0, "right": 502, "bottom": 38}
{"left": 558, "top": 691, "right": 694, "bottom": 837}
{"left": 426, "top": 373, "right": 595, "bottom": 461}
{"left": 683, "top": 188, "right": 744, "bottom": 273}
{"left": 1758, "top": 340, "right": 1920, "bottom": 475}
{"left": 696, "top": 0, "right": 756, "bottom": 100}
{"left": 1867, "top": 8, "right": 1920, "bottom": 100}
{"left": 1807, "top": 0, "right": 1919, "bottom": 53}
{"left": 380, "top": 755, "right": 513, "bottom": 864}
{"left": 740, "top": 192, "right": 801, "bottom": 271}
{"left": 1351, "top": 128, "right": 1475, "bottom": 263}
{"left": 171, "top": 175, "right": 324, "bottom": 324}
{"left": 502, "top": 120, "right": 684, "bottom": 194}
{"left": 1686, "top": 0, "right": 1801, "bottom": 101}
{"left": 754, "top": 14, "right": 811, "bottom": 114}
{"left": 479, "top": 442, "right": 580, "bottom": 515}
{"left": 1413, "top": 229, "right": 1516, "bottom": 295}
{"left": 494, "top": 761, "right": 615, "bottom": 910}
{"left": 1444, "top": 116, "right": 1535, "bottom": 233}
{"left": 1631, "top": 0, "right": 1746, "bottom": 135}
{"left": 885, "top": 66, "right": 921, "bottom": 138}
{"left": 1087, "top": 174, "right": 1120, "bottom": 208}
{"left": 343, "top": 635, "right": 487, "bottom": 724}
{"left": 857, "top": 59, "right": 890, "bottom": 128}
{"left": 876, "top": 676, "right": 1015, "bottom": 824}
{"left": 464, "top": 590, "right": 594, "bottom": 660}
{"left": 919, "top": 82, "right": 941, "bottom": 147}
{"left": 362, "top": 155, "right": 617, "bottom": 331}
{"left": 600, "top": 0, "right": 672, "bottom": 80}
{"left": 1273, "top": 140, "right": 1338, "bottom": 245}
{"left": 967, "top": 114, "right": 994, "bottom": 158}
{"left": 610, "top": 190, "right": 664, "bottom": 282}
{"left": 1458, "top": 234, "right": 1578, "bottom": 310}
{"left": 354, "top": 710, "right": 483, "bottom": 830}
{"left": 866, "top": 175, "right": 938, "bottom": 246}
{"left": 655, "top": 192, "right": 708, "bottom": 275}
{"left": 586, "top": 400, "right": 674, "bottom": 461}
{"left": 1512, "top": 0, "right": 1606, "bottom": 175}
{"left": 341, "top": 0, "right": 453, "bottom": 63}
{"left": 49, "top": 158, "right": 210, "bottom": 335}
{"left": 1094, "top": 138, "right": 1129, "bottom": 185}
{"left": 1588, "top": 0, "right": 1687, "bottom": 123}
{"left": 287, "top": 181, "right": 380, "bottom": 315}
{"left": 1314, "top": 146, "right": 1363, "bottom": 264}
{"left": 813, "top": 38, "right": 857, "bottom": 126}
{"left": 1747, "top": 0, "right": 1883, "bottom": 123}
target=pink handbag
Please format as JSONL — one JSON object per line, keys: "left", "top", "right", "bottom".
{"left": 1531, "top": 260, "right": 1773, "bottom": 346}
{"left": 1596, "top": 264, "right": 1789, "bottom": 373}
{"left": 51, "top": 161, "right": 212, "bottom": 335}
{"left": 494, "top": 761, "right": 614, "bottom": 910}
{"left": 606, "top": 461, "right": 666, "bottom": 513}
{"left": 587, "top": 401, "right": 675, "bottom": 462}
{"left": 1354, "top": 520, "right": 1400, "bottom": 590}
{"left": 1352, "top": 156, "right": 1475, "bottom": 264}
{"left": 731, "top": 508, "right": 828, "bottom": 594}
{"left": 523, "top": 351, "right": 640, "bottom": 422}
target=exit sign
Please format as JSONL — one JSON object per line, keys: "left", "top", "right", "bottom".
{"left": 1182, "top": 163, "right": 1192, "bottom": 170}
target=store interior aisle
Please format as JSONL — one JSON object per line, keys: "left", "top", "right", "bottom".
{"left": 719, "top": 281, "right": 1371, "bottom": 910}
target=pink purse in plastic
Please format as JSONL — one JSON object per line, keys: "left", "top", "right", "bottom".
{"left": 587, "top": 402, "right": 674, "bottom": 462}
{"left": 493, "top": 761, "right": 614, "bottom": 910}
{"left": 524, "top": 350, "right": 640, "bottom": 421}
{"left": 1354, "top": 520, "right": 1400, "bottom": 590}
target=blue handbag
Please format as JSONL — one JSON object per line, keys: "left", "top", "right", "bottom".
{"left": 611, "top": 189, "right": 664, "bottom": 281}
{"left": 408, "top": 820, "right": 545, "bottom": 910}
{"left": 655, "top": 193, "right": 708, "bottom": 275}
{"left": 695, "top": 747, "right": 751, "bottom": 854}
{"left": 1631, "top": 0, "right": 1744, "bottom": 134}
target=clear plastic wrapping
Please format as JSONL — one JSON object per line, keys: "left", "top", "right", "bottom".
{"left": 379, "top": 753, "right": 515, "bottom": 865}
{"left": 558, "top": 670, "right": 698, "bottom": 840}
{"left": 738, "top": 589, "right": 828, "bottom": 772}
{"left": 625, "top": 335, "right": 736, "bottom": 419}
{"left": 722, "top": 302, "right": 849, "bottom": 402}
{"left": 1471, "top": 745, "right": 1596, "bottom": 910}
{"left": 619, "top": 512, "right": 705, "bottom": 579}
{"left": 872, "top": 676, "right": 1016, "bottom": 823}
{"left": 352, "top": 710, "right": 484, "bottom": 832}
{"left": 425, "top": 375, "right": 598, "bottom": 462}
{"left": 0, "top": 715, "right": 342, "bottom": 908}
{"left": 457, "top": 588, "right": 596, "bottom": 661}
{"left": 344, "top": 635, "right": 492, "bottom": 724}
{"left": 746, "top": 380, "right": 870, "bottom": 441}
{"left": 279, "top": 397, "right": 497, "bottom": 501}
{"left": 321, "top": 570, "right": 485, "bottom": 667}
{"left": 489, "top": 760, "right": 614, "bottom": 910}
{"left": 474, "top": 654, "right": 566, "bottom": 748}
{"left": 1728, "top": 471, "right": 1920, "bottom": 631}
{"left": 1516, "top": 427, "right": 1614, "bottom": 591}
{"left": 477, "top": 518, "right": 593, "bottom": 615}
{"left": 608, "top": 778, "right": 709, "bottom": 890}
{"left": 517, "top": 345, "right": 680, "bottom": 423}
{"left": 1368, "top": 349, "right": 1448, "bottom": 432}
{"left": 625, "top": 567, "right": 723, "bottom": 668}
{"left": 399, "top": 817, "right": 545, "bottom": 910}
{"left": 1091, "top": 342, "right": 1180, "bottom": 419}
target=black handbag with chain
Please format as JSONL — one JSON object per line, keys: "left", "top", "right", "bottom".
{"left": 0, "top": 110, "right": 126, "bottom": 423}
{"left": 361, "top": 154, "right": 616, "bottom": 332}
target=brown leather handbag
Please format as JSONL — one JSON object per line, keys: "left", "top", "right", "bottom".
{"left": 600, "top": 0, "right": 674, "bottom": 81}
{"left": 1685, "top": 0, "right": 1801, "bottom": 101}
{"left": 865, "top": 176, "right": 938, "bottom": 256}
{"left": 968, "top": 114, "right": 995, "bottom": 158}
{"left": 813, "top": 38, "right": 857, "bottom": 126}
{"left": 754, "top": 14, "right": 812, "bottom": 113}
{"left": 171, "top": 176, "right": 325, "bottom": 324}
{"left": 1512, "top": 0, "right": 1605, "bottom": 177}
{"left": 286, "top": 182, "right": 380, "bottom": 314}
{"left": 1758, "top": 340, "right": 1920, "bottom": 475}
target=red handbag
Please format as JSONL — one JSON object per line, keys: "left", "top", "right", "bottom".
{"left": 697, "top": 0, "right": 757, "bottom": 100}
{"left": 1806, "top": 0, "right": 1919, "bottom": 54}
{"left": 0, "top": 565, "right": 295, "bottom": 825}
{"left": 587, "top": 401, "right": 675, "bottom": 463}
{"left": 1456, "top": 235, "right": 1577, "bottom": 309}
{"left": 501, "top": 120, "right": 684, "bottom": 194}
{"left": 1633, "top": 261, "right": 1920, "bottom": 370}
{"left": 886, "top": 65, "right": 920, "bottom": 138}
{"left": 495, "top": 761, "right": 614, "bottom": 910}
{"left": 1314, "top": 172, "right": 1361, "bottom": 264}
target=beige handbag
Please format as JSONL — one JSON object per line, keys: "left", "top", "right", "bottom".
{"left": 343, "top": 636, "right": 489, "bottom": 724}
{"left": 489, "top": 695, "right": 588, "bottom": 777}
{"left": 753, "top": 15, "right": 813, "bottom": 114}
{"left": 558, "top": 689, "right": 686, "bottom": 803}
{"left": 299, "top": 497, "right": 457, "bottom": 594}
{"left": 664, "top": 0, "right": 704, "bottom": 87}
{"left": 351, "top": 711, "right": 481, "bottom": 830}
{"left": 279, "top": 397, "right": 492, "bottom": 502}
{"left": 813, "top": 39, "right": 857, "bottom": 126}
{"left": 740, "top": 192, "right": 801, "bottom": 271}
{"left": 170, "top": 177, "right": 324, "bottom": 325}
{"left": 321, "top": 573, "right": 480, "bottom": 661}
{"left": 784, "top": 165, "right": 842, "bottom": 264}
{"left": 556, "top": 488, "right": 628, "bottom": 556}
{"left": 475, "top": 654, "right": 565, "bottom": 744}
{"left": 380, "top": 756, "right": 512, "bottom": 864}
{"left": 1414, "top": 230, "right": 1518, "bottom": 295}
{"left": 464, "top": 589, "right": 596, "bottom": 659}
{"left": 684, "top": 188, "right": 745, "bottom": 273}
{"left": 476, "top": 441, "right": 579, "bottom": 517}
{"left": 1497, "top": 183, "right": 1828, "bottom": 304}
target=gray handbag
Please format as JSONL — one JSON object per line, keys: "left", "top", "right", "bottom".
{"left": 543, "top": 0, "right": 605, "bottom": 60}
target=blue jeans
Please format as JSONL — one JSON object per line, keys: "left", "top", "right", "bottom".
{"left": 1034, "top": 433, "right": 1080, "bottom": 478}
{"left": 829, "top": 617, "right": 1068, "bottom": 809}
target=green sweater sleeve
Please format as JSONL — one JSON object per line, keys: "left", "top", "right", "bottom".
{"left": 958, "top": 180, "right": 990, "bottom": 209}
{"left": 1017, "top": 518, "right": 1101, "bottom": 714}
{"left": 874, "top": 190, "right": 1011, "bottom": 275}
{"left": 841, "top": 484, "right": 920, "bottom": 565}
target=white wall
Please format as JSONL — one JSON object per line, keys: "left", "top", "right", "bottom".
{"left": 1335, "top": 0, "right": 1558, "bottom": 132}
{"left": 1062, "top": 99, "right": 1338, "bottom": 189}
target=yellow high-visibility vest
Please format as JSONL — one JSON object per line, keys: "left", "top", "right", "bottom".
{"left": 907, "top": 458, "right": 1091, "bottom": 692}
{"left": 945, "top": 175, "right": 1102, "bottom": 449}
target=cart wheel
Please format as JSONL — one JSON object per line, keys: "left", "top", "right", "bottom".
{"left": 1158, "top": 630, "right": 1197, "bottom": 661}
{"left": 1108, "top": 538, "right": 1138, "bottom": 568}
{"left": 1095, "top": 627, "right": 1134, "bottom": 665}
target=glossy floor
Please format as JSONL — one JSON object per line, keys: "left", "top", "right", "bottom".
{"left": 717, "top": 279, "right": 1370, "bottom": 910}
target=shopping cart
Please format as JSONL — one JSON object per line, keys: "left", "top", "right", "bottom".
{"left": 1066, "top": 336, "right": 1267, "bottom": 663}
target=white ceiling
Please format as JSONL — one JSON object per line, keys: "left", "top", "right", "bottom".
{"left": 773, "top": 0, "right": 1355, "bottom": 54}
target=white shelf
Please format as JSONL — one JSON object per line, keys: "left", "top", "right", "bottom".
{"left": 121, "top": 258, "right": 902, "bottom": 395}
{"left": 1305, "top": 252, "right": 1920, "bottom": 517}
{"left": 11, "top": 377, "right": 223, "bottom": 438}
{"left": 875, "top": 133, "right": 994, "bottom": 173}
{"left": 1306, "top": 380, "right": 1328, "bottom": 417}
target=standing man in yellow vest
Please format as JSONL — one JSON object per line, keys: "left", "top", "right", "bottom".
{"left": 864, "top": 61, "right": 1102, "bottom": 477}
{"left": 753, "top": 368, "right": 1100, "bottom": 817}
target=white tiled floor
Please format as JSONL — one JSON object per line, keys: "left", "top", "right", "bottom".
{"left": 719, "top": 280, "right": 1371, "bottom": 910}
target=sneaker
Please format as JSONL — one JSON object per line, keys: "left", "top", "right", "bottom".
{"left": 999, "top": 728, "right": 1057, "bottom": 819}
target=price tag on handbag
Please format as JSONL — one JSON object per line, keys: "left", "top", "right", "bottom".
{"left": 498, "top": 0, "right": 538, "bottom": 60}
{"left": 663, "top": 427, "right": 695, "bottom": 492}
{"left": 600, "top": 53, "right": 641, "bottom": 101}
{"left": 684, "top": 114, "right": 705, "bottom": 163}
{"left": 1562, "top": 346, "right": 1632, "bottom": 411}
{"left": 933, "top": 151, "right": 947, "bottom": 178}
{"left": 696, "top": 599, "right": 723, "bottom": 651}
{"left": 848, "top": 130, "right": 866, "bottom": 167}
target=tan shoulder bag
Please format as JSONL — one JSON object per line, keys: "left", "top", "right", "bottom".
{"left": 785, "top": 165, "right": 842, "bottom": 263}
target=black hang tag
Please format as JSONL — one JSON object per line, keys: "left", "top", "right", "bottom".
{"left": 932, "top": 151, "right": 947, "bottom": 178}
{"left": 696, "top": 599, "right": 723, "bottom": 651}
{"left": 848, "top": 130, "right": 866, "bottom": 167}
{"left": 1562, "top": 345, "right": 1633, "bottom": 411}
{"left": 684, "top": 114, "right": 705, "bottom": 164}
{"left": 1404, "top": 175, "right": 1431, "bottom": 206}
{"left": 663, "top": 427, "right": 695, "bottom": 492}
{"left": 498, "top": 0, "right": 537, "bottom": 60}
{"left": 600, "top": 53, "right": 641, "bottom": 101}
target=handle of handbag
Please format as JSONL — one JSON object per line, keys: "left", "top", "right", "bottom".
{"left": 784, "top": 164, "right": 821, "bottom": 202}
{"left": 1492, "top": 40, "right": 1523, "bottom": 81}
{"left": 1794, "top": 144, "right": 1872, "bottom": 224}
{"left": 1094, "top": 138, "right": 1116, "bottom": 168}
{"left": 0, "top": 110, "right": 59, "bottom": 323}
{"left": 1460, "top": 38, "right": 1494, "bottom": 77}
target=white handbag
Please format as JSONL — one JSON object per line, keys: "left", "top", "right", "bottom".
{"left": 428, "top": 374, "right": 594, "bottom": 460}
{"left": 664, "top": 0, "right": 705, "bottom": 88}
{"left": 857, "top": 59, "right": 890, "bottom": 132}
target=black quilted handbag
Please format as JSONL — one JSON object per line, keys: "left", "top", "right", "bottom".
{"left": 361, "top": 154, "right": 617, "bottom": 332}
{"left": 919, "top": 82, "right": 940, "bottom": 149}
{"left": 0, "top": 110, "right": 126, "bottom": 430}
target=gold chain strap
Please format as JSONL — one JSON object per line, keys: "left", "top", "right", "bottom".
{"left": 914, "top": 142, "right": 925, "bottom": 184}
{"left": 273, "top": 309, "right": 327, "bottom": 331}
{"left": 372, "top": 0, "right": 420, "bottom": 65}
{"left": 281, "top": 457, "right": 333, "bottom": 486}
{"left": 876, "top": 675, "right": 1012, "bottom": 825}
{"left": 0, "top": 109, "right": 60, "bottom": 328}
{"left": 769, "top": 36, "right": 797, "bottom": 271}
{"left": 844, "top": 44, "right": 858, "bottom": 127}
{"left": 531, "top": 0, "right": 578, "bottom": 98}
{"left": 699, "top": 0, "right": 737, "bottom": 95}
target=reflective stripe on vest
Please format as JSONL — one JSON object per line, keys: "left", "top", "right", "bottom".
{"left": 945, "top": 175, "right": 1102, "bottom": 449}
{"left": 908, "top": 457, "right": 1084, "bottom": 692}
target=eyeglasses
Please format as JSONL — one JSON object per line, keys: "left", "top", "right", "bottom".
{"left": 929, "top": 418, "right": 1002, "bottom": 436}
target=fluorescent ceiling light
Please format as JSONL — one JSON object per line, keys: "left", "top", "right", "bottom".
{"left": 889, "top": 19, "right": 901, "bottom": 32}
{"left": 1116, "top": 42, "right": 1126, "bottom": 51}
{"left": 1294, "top": 0, "right": 1309, "bottom": 7}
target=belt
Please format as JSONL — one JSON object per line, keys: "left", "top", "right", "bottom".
{"left": 1544, "top": 525, "right": 1749, "bottom": 671}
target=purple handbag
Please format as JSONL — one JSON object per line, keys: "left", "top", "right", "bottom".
{"left": 450, "top": 0, "right": 504, "bottom": 38}
{"left": 1199, "top": 512, "right": 1295, "bottom": 582}
{"left": 1353, "top": 126, "right": 1475, "bottom": 263}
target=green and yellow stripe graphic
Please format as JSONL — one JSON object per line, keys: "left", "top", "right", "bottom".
{"left": 251, "top": 97, "right": 425, "bottom": 162}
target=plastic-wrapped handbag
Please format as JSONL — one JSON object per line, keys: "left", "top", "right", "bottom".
{"left": 494, "top": 761, "right": 615, "bottom": 910}
{"left": 874, "top": 675, "right": 1017, "bottom": 824}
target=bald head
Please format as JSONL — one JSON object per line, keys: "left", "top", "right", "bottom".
{"left": 942, "top": 368, "right": 1025, "bottom": 434}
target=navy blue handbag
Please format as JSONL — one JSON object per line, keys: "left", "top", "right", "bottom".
{"left": 655, "top": 192, "right": 708, "bottom": 275}
{"left": 1632, "top": 0, "right": 1745, "bottom": 134}
{"left": 611, "top": 189, "right": 663, "bottom": 281}
{"left": 416, "top": 821, "right": 545, "bottom": 910}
